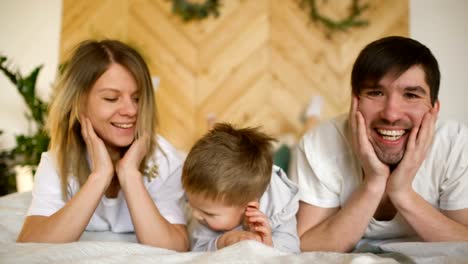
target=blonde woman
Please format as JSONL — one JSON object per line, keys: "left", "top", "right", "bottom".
{"left": 16, "top": 40, "right": 189, "bottom": 251}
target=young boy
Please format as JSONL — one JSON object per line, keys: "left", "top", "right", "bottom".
{"left": 182, "top": 123, "right": 300, "bottom": 253}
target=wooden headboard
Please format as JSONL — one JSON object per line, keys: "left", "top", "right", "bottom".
{"left": 60, "top": 0, "right": 408, "bottom": 151}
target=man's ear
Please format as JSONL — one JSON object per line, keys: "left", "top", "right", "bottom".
{"left": 433, "top": 100, "right": 441, "bottom": 113}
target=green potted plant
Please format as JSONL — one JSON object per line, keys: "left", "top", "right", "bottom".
{"left": 0, "top": 55, "right": 50, "bottom": 195}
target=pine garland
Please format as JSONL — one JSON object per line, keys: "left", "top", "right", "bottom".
{"left": 171, "top": 0, "right": 220, "bottom": 21}
{"left": 170, "top": 0, "right": 370, "bottom": 37}
{"left": 301, "top": 0, "right": 369, "bottom": 35}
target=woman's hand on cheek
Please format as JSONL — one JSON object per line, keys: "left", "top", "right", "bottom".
{"left": 80, "top": 115, "right": 114, "bottom": 186}
{"left": 115, "top": 133, "right": 149, "bottom": 186}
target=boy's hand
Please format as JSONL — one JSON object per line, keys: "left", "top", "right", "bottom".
{"left": 244, "top": 202, "right": 273, "bottom": 246}
{"left": 217, "top": 230, "right": 261, "bottom": 249}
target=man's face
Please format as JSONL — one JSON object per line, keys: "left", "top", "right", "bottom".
{"left": 357, "top": 65, "right": 438, "bottom": 165}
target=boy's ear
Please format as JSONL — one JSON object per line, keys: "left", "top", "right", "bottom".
{"left": 246, "top": 201, "right": 260, "bottom": 209}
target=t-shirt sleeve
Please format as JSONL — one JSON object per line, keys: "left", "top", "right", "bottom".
{"left": 147, "top": 137, "right": 187, "bottom": 225}
{"left": 27, "top": 152, "right": 66, "bottom": 216}
{"left": 292, "top": 131, "right": 342, "bottom": 208}
{"left": 150, "top": 166, "right": 187, "bottom": 225}
{"left": 439, "top": 123, "right": 468, "bottom": 210}
{"left": 190, "top": 221, "right": 220, "bottom": 251}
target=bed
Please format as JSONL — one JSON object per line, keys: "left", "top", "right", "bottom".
{"left": 1, "top": 191, "right": 467, "bottom": 264}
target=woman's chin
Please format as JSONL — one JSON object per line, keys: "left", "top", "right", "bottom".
{"left": 105, "top": 138, "right": 135, "bottom": 149}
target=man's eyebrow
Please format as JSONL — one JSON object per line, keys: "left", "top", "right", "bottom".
{"left": 361, "top": 85, "right": 383, "bottom": 90}
{"left": 404, "top": 86, "right": 427, "bottom": 95}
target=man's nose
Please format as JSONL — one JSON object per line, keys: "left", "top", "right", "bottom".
{"left": 379, "top": 95, "right": 404, "bottom": 123}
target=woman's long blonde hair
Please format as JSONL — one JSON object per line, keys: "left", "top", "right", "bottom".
{"left": 48, "top": 40, "right": 159, "bottom": 200}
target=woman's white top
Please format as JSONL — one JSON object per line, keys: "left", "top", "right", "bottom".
{"left": 27, "top": 136, "right": 186, "bottom": 232}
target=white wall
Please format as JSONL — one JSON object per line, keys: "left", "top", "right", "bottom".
{"left": 0, "top": 0, "right": 62, "bottom": 150}
{"left": 410, "top": 0, "right": 468, "bottom": 125}
{"left": 1, "top": 0, "right": 467, "bottom": 152}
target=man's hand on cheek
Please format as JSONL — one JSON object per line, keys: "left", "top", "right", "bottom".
{"left": 387, "top": 107, "right": 438, "bottom": 198}
{"left": 349, "top": 96, "right": 389, "bottom": 187}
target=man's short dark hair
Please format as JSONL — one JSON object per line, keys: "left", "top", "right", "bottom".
{"left": 351, "top": 36, "right": 440, "bottom": 105}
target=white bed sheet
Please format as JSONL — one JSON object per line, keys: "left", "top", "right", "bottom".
{"left": 1, "top": 191, "right": 467, "bottom": 264}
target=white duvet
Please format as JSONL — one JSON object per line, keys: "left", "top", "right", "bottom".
{"left": 1, "top": 192, "right": 467, "bottom": 264}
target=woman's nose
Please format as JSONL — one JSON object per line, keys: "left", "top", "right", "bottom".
{"left": 119, "top": 97, "right": 137, "bottom": 116}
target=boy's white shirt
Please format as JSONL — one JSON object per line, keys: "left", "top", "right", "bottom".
{"left": 27, "top": 135, "right": 186, "bottom": 233}
{"left": 189, "top": 166, "right": 300, "bottom": 253}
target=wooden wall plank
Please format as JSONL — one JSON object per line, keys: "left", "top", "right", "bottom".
{"left": 60, "top": 0, "right": 408, "bottom": 151}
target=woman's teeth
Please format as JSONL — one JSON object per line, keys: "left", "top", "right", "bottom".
{"left": 113, "top": 123, "right": 133, "bottom": 129}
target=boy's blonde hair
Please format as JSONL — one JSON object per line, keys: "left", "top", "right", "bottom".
{"left": 182, "top": 123, "right": 275, "bottom": 206}
{"left": 47, "top": 40, "right": 159, "bottom": 200}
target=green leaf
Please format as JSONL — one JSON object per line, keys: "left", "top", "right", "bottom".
{"left": 0, "top": 55, "right": 51, "bottom": 194}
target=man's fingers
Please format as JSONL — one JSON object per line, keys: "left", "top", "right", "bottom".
{"left": 413, "top": 110, "right": 436, "bottom": 157}
{"left": 406, "top": 122, "right": 419, "bottom": 152}
{"left": 349, "top": 96, "right": 359, "bottom": 142}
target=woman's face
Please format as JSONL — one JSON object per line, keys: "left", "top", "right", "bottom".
{"left": 84, "top": 63, "right": 139, "bottom": 150}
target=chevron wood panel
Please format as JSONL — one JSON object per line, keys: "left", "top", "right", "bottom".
{"left": 128, "top": 1, "right": 197, "bottom": 150}
{"left": 60, "top": 0, "right": 408, "bottom": 151}
{"left": 60, "top": 0, "right": 129, "bottom": 59}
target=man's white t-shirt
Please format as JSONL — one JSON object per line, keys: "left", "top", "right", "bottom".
{"left": 27, "top": 136, "right": 186, "bottom": 233}
{"left": 291, "top": 115, "right": 468, "bottom": 239}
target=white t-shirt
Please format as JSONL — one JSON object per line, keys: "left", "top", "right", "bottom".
{"left": 27, "top": 136, "right": 186, "bottom": 233}
{"left": 190, "top": 166, "right": 300, "bottom": 253}
{"left": 291, "top": 115, "right": 468, "bottom": 239}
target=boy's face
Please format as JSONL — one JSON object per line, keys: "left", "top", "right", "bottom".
{"left": 186, "top": 192, "right": 245, "bottom": 232}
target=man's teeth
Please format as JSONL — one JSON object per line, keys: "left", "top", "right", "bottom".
{"left": 113, "top": 123, "right": 133, "bottom": 129}
{"left": 377, "top": 129, "right": 405, "bottom": 141}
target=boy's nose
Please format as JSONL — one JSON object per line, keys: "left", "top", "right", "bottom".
{"left": 192, "top": 210, "right": 203, "bottom": 221}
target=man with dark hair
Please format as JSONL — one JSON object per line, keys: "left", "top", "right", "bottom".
{"left": 292, "top": 36, "right": 468, "bottom": 252}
